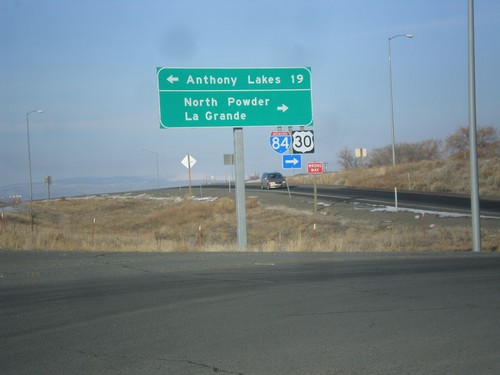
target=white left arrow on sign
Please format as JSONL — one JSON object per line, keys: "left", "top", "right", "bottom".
{"left": 167, "top": 75, "right": 179, "bottom": 84}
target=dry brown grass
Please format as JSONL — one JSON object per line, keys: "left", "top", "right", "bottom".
{"left": 288, "top": 157, "right": 500, "bottom": 197}
{"left": 1, "top": 193, "right": 498, "bottom": 253}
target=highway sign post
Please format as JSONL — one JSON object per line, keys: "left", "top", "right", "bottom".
{"left": 355, "top": 148, "right": 367, "bottom": 158}
{"left": 157, "top": 67, "right": 314, "bottom": 250}
{"left": 355, "top": 148, "right": 367, "bottom": 167}
{"left": 223, "top": 154, "right": 235, "bottom": 192}
{"left": 307, "top": 162, "right": 323, "bottom": 213}
{"left": 307, "top": 161, "right": 323, "bottom": 174}
{"left": 157, "top": 67, "right": 313, "bottom": 128}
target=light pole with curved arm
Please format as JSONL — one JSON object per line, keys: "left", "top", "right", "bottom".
{"left": 26, "top": 109, "right": 43, "bottom": 230}
{"left": 388, "top": 34, "right": 414, "bottom": 166}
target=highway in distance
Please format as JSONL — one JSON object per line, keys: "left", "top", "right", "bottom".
{"left": 1, "top": 251, "right": 499, "bottom": 374}
{"left": 242, "top": 183, "right": 500, "bottom": 217}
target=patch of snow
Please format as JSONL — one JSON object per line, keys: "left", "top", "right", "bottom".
{"left": 317, "top": 202, "right": 332, "bottom": 207}
{"left": 63, "top": 193, "right": 220, "bottom": 204}
{"left": 367, "top": 205, "right": 499, "bottom": 220}
{"left": 194, "top": 196, "right": 219, "bottom": 202}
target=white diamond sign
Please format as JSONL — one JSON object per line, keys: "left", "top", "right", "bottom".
{"left": 181, "top": 154, "right": 196, "bottom": 169}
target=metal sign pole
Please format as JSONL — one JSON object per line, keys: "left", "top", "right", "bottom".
{"left": 468, "top": 0, "right": 481, "bottom": 252}
{"left": 313, "top": 175, "right": 318, "bottom": 213}
{"left": 234, "top": 128, "right": 247, "bottom": 250}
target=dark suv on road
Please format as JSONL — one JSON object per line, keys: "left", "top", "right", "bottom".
{"left": 260, "top": 172, "right": 287, "bottom": 189}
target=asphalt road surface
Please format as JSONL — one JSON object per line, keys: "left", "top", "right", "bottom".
{"left": 243, "top": 184, "right": 500, "bottom": 217}
{"left": 1, "top": 251, "right": 499, "bottom": 374}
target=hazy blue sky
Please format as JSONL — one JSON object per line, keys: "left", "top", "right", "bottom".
{"left": 1, "top": 0, "right": 499, "bottom": 193}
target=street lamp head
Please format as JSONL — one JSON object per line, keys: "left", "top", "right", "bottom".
{"left": 27, "top": 109, "right": 43, "bottom": 115}
{"left": 138, "top": 148, "right": 157, "bottom": 155}
{"left": 389, "top": 34, "right": 415, "bottom": 41}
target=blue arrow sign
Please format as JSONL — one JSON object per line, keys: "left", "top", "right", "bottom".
{"left": 282, "top": 154, "right": 302, "bottom": 169}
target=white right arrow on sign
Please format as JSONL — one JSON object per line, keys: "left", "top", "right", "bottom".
{"left": 277, "top": 104, "right": 288, "bottom": 113}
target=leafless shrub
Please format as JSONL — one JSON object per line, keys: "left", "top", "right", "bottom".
{"left": 337, "top": 147, "right": 362, "bottom": 170}
{"left": 369, "top": 145, "right": 393, "bottom": 167}
{"left": 367, "top": 139, "right": 442, "bottom": 167}
{"left": 446, "top": 126, "right": 498, "bottom": 159}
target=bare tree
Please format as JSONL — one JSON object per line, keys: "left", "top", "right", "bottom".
{"left": 369, "top": 145, "right": 392, "bottom": 167}
{"left": 397, "top": 139, "right": 442, "bottom": 163}
{"left": 446, "top": 126, "right": 498, "bottom": 159}
{"left": 446, "top": 127, "right": 469, "bottom": 159}
{"left": 477, "top": 127, "right": 498, "bottom": 157}
{"left": 418, "top": 138, "right": 443, "bottom": 160}
{"left": 337, "top": 147, "right": 360, "bottom": 170}
{"left": 369, "top": 139, "right": 442, "bottom": 166}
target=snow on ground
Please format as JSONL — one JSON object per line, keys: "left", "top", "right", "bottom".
{"left": 363, "top": 203, "right": 499, "bottom": 220}
{"left": 4, "top": 192, "right": 498, "bottom": 221}
{"left": 64, "top": 193, "right": 219, "bottom": 203}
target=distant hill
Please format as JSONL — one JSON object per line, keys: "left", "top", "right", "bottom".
{"left": 1, "top": 176, "right": 163, "bottom": 202}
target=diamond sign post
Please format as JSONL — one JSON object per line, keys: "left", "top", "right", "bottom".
{"left": 181, "top": 154, "right": 196, "bottom": 196}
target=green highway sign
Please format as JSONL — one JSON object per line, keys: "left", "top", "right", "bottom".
{"left": 157, "top": 67, "right": 313, "bottom": 128}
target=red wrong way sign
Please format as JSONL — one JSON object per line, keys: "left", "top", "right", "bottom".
{"left": 307, "top": 162, "right": 323, "bottom": 174}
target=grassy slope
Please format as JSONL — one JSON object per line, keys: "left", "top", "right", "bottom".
{"left": 1, "top": 158, "right": 498, "bottom": 253}
{"left": 288, "top": 158, "right": 500, "bottom": 197}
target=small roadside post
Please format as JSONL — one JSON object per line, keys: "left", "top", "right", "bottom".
{"left": 44, "top": 176, "right": 52, "bottom": 200}
{"left": 223, "top": 153, "right": 235, "bottom": 192}
{"left": 282, "top": 154, "right": 302, "bottom": 199}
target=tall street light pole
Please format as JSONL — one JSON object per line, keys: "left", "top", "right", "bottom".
{"left": 26, "top": 109, "right": 43, "bottom": 230}
{"left": 388, "top": 34, "right": 414, "bottom": 167}
{"left": 468, "top": 0, "right": 481, "bottom": 252}
{"left": 138, "top": 149, "right": 160, "bottom": 188}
